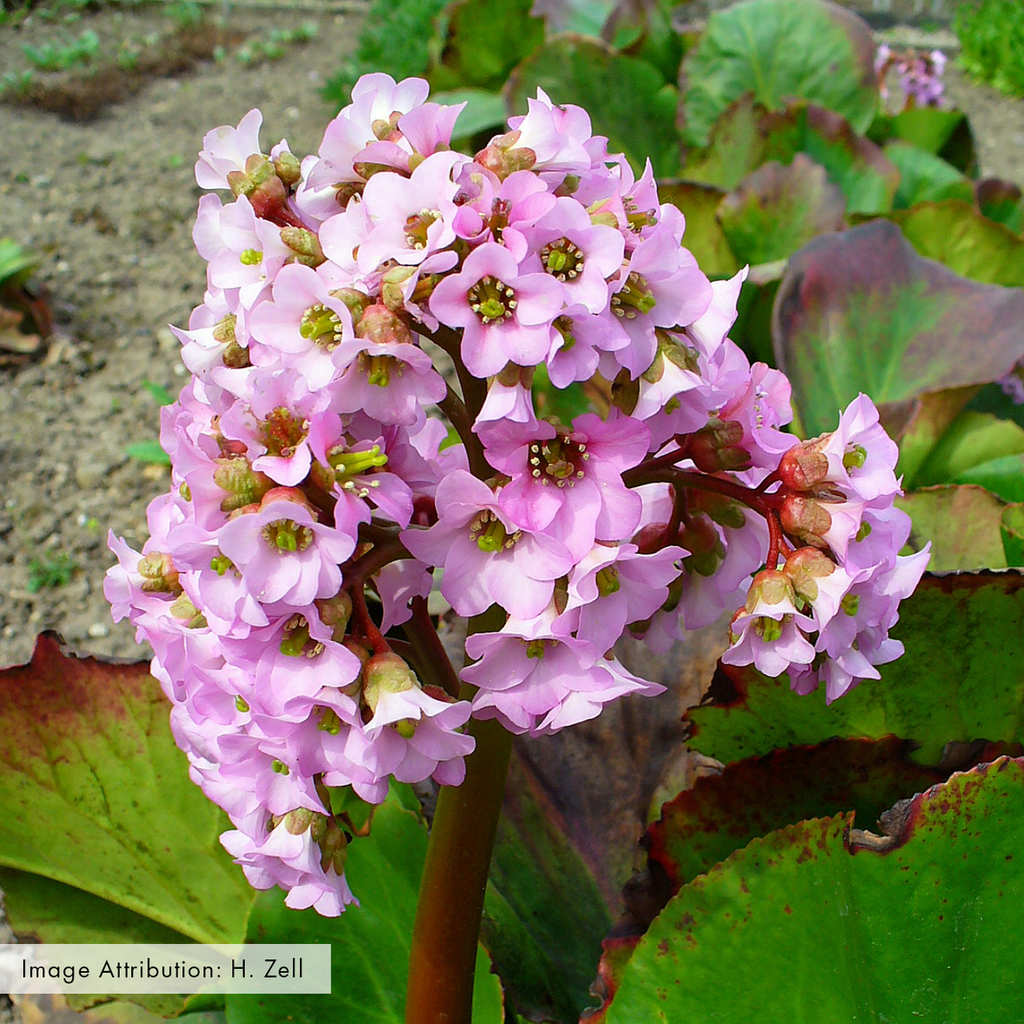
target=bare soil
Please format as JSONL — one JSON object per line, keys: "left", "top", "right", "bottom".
{"left": 0, "top": 0, "right": 1022, "bottom": 671}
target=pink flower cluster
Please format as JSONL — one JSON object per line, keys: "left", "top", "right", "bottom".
{"left": 875, "top": 43, "right": 947, "bottom": 110}
{"left": 106, "top": 73, "right": 927, "bottom": 914}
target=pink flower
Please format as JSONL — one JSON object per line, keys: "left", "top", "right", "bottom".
{"left": 429, "top": 242, "right": 563, "bottom": 376}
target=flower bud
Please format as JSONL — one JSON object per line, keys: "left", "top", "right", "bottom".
{"left": 213, "top": 459, "right": 274, "bottom": 512}
{"left": 381, "top": 265, "right": 417, "bottom": 311}
{"left": 273, "top": 150, "right": 302, "bottom": 187}
{"left": 227, "top": 153, "right": 289, "bottom": 220}
{"left": 779, "top": 442, "right": 830, "bottom": 491}
{"left": 362, "top": 653, "right": 419, "bottom": 716}
{"left": 318, "top": 818, "right": 349, "bottom": 875}
{"left": 474, "top": 131, "right": 537, "bottom": 179}
{"left": 780, "top": 494, "right": 832, "bottom": 547}
{"left": 280, "top": 226, "right": 325, "bottom": 268}
{"left": 783, "top": 547, "right": 837, "bottom": 605}
{"left": 316, "top": 591, "right": 353, "bottom": 641}
{"left": 685, "top": 417, "right": 750, "bottom": 473}
{"left": 354, "top": 303, "right": 414, "bottom": 347}
{"left": 137, "top": 552, "right": 181, "bottom": 594}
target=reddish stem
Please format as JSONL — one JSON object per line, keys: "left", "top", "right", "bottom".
{"left": 350, "top": 585, "right": 389, "bottom": 655}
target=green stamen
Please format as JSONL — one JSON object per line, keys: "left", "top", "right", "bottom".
{"left": 239, "top": 248, "right": 263, "bottom": 266}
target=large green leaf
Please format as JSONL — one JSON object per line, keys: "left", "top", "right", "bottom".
{"left": 717, "top": 154, "right": 846, "bottom": 265}
{"left": 684, "top": 99, "right": 898, "bottom": 214}
{"left": 954, "top": 454, "right": 1024, "bottom": 503}
{"left": 603, "top": 758, "right": 1024, "bottom": 1022}
{"left": 429, "top": 0, "right": 545, "bottom": 91}
{"left": 228, "top": 793, "right": 503, "bottom": 1024}
{"left": 912, "top": 410, "right": 1024, "bottom": 487}
{"left": 772, "top": 219, "right": 1024, "bottom": 437}
{"left": 0, "top": 634, "right": 253, "bottom": 945}
{"left": 887, "top": 105, "right": 972, "bottom": 161}
{"left": 504, "top": 35, "right": 681, "bottom": 176}
{"left": 889, "top": 199, "right": 1024, "bottom": 287}
{"left": 897, "top": 485, "right": 1008, "bottom": 571}
{"left": 680, "top": 0, "right": 877, "bottom": 147}
{"left": 483, "top": 750, "right": 612, "bottom": 1024}
{"left": 686, "top": 571, "right": 1024, "bottom": 765}
{"left": 884, "top": 141, "right": 974, "bottom": 210}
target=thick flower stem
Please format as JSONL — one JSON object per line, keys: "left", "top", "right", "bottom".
{"left": 405, "top": 706, "right": 513, "bottom": 1024}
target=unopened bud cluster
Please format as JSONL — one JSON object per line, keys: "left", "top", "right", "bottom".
{"left": 107, "top": 74, "right": 927, "bottom": 915}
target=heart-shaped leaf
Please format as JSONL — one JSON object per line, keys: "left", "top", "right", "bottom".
{"left": 601, "top": 757, "right": 1024, "bottom": 1022}
{"left": 685, "top": 99, "right": 898, "bottom": 214}
{"left": 889, "top": 199, "right": 1024, "bottom": 287}
{"left": 680, "top": 0, "right": 877, "bottom": 147}
{"left": 772, "top": 219, "right": 1024, "bottom": 438}
{"left": 0, "top": 635, "right": 253, "bottom": 946}
{"left": 428, "top": 0, "right": 545, "bottom": 91}
{"left": 717, "top": 154, "right": 846, "bottom": 265}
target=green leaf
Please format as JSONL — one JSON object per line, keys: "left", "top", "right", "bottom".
{"left": 431, "top": 87, "right": 508, "bottom": 137}
{"left": 529, "top": 0, "right": 615, "bottom": 36}
{"left": 483, "top": 751, "right": 613, "bottom": 1024}
{"left": 126, "top": 440, "right": 171, "bottom": 465}
{"left": 505, "top": 35, "right": 681, "bottom": 177}
{"left": 686, "top": 571, "right": 1024, "bottom": 765}
{"left": 772, "top": 219, "right": 1024, "bottom": 437}
{"left": 889, "top": 105, "right": 970, "bottom": 158}
{"left": 912, "top": 410, "right": 1024, "bottom": 487}
{"left": 976, "top": 177, "right": 1024, "bottom": 234}
{"left": 429, "top": 0, "right": 544, "bottom": 91}
{"left": 228, "top": 793, "right": 503, "bottom": 1024}
{"left": 884, "top": 141, "right": 974, "bottom": 210}
{"left": 656, "top": 180, "right": 739, "bottom": 279}
{"left": 684, "top": 100, "right": 898, "bottom": 214}
{"left": 680, "top": 0, "right": 877, "bottom": 147}
{"left": 897, "top": 485, "right": 1008, "bottom": 570}
{"left": 717, "top": 154, "right": 846, "bottom": 265}
{"left": 1001, "top": 503, "right": 1024, "bottom": 566}
{"left": 603, "top": 758, "right": 1024, "bottom": 1023}
{"left": 954, "top": 454, "right": 1024, "bottom": 503}
{"left": 0, "top": 635, "right": 254, "bottom": 945}
{"left": 141, "top": 379, "right": 175, "bottom": 405}
{"left": 889, "top": 199, "right": 1024, "bottom": 287}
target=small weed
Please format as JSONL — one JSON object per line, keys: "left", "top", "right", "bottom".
{"left": 956, "top": 0, "right": 1024, "bottom": 97}
{"left": 142, "top": 379, "right": 175, "bottom": 405}
{"left": 168, "top": 0, "right": 203, "bottom": 29}
{"left": 235, "top": 23, "right": 316, "bottom": 67}
{"left": 22, "top": 29, "right": 100, "bottom": 72}
{"left": 27, "top": 552, "right": 77, "bottom": 593}
{"left": 0, "top": 70, "right": 35, "bottom": 98}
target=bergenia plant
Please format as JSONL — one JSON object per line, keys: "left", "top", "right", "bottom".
{"left": 105, "top": 73, "right": 928, "bottom": 1022}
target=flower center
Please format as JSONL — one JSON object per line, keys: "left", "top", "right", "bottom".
{"left": 468, "top": 275, "right": 517, "bottom": 325}
{"left": 468, "top": 509, "right": 520, "bottom": 552}
{"left": 356, "top": 351, "right": 401, "bottom": 387}
{"left": 553, "top": 315, "right": 577, "bottom": 352}
{"left": 279, "top": 614, "right": 325, "bottom": 658}
{"left": 404, "top": 208, "right": 441, "bottom": 250}
{"left": 262, "top": 519, "right": 314, "bottom": 553}
{"left": 595, "top": 566, "right": 621, "bottom": 597}
{"left": 624, "top": 195, "right": 657, "bottom": 234}
{"left": 540, "top": 237, "right": 584, "bottom": 281}
{"left": 611, "top": 271, "right": 656, "bottom": 319}
{"left": 528, "top": 435, "right": 589, "bottom": 488}
{"left": 299, "top": 303, "right": 345, "bottom": 350}
{"left": 239, "top": 248, "right": 263, "bottom": 266}
{"left": 259, "top": 406, "right": 308, "bottom": 458}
